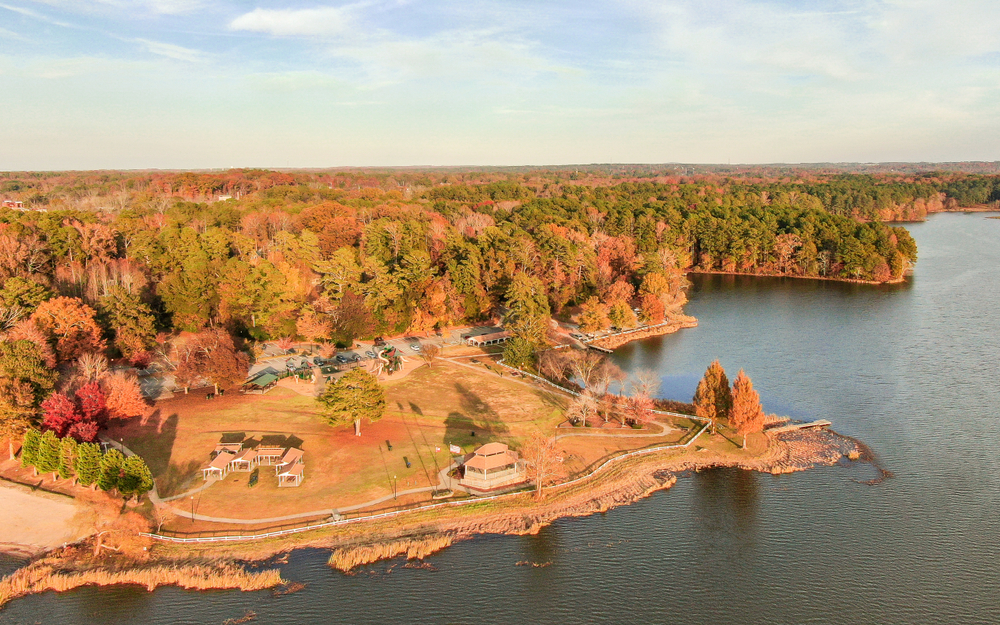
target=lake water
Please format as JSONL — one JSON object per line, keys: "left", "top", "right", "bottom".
{"left": 2, "top": 212, "right": 999, "bottom": 624}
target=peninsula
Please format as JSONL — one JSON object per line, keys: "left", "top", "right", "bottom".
{"left": 2, "top": 164, "right": 994, "bottom": 608}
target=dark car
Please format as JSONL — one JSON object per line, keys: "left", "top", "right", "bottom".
{"left": 313, "top": 356, "right": 324, "bottom": 365}
{"left": 374, "top": 337, "right": 386, "bottom": 346}
{"left": 335, "top": 355, "right": 348, "bottom": 363}
{"left": 351, "top": 354, "right": 361, "bottom": 362}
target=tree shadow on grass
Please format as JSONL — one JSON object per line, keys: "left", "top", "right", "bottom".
{"left": 455, "top": 383, "right": 510, "bottom": 436}
{"left": 110, "top": 409, "right": 178, "bottom": 478}
{"left": 157, "top": 459, "right": 203, "bottom": 498}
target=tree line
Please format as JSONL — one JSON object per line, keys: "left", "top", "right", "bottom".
{"left": 0, "top": 168, "right": 942, "bottom": 448}
{"left": 19, "top": 429, "right": 154, "bottom": 498}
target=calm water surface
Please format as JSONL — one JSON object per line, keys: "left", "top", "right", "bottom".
{"left": 2, "top": 213, "right": 998, "bottom": 624}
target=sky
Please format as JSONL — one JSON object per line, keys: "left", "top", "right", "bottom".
{"left": 1, "top": 0, "right": 999, "bottom": 169}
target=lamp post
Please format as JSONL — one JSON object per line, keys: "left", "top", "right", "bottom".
{"left": 393, "top": 475, "right": 397, "bottom": 500}
{"left": 190, "top": 496, "right": 194, "bottom": 524}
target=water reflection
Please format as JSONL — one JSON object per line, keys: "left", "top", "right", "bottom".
{"left": 693, "top": 468, "right": 760, "bottom": 556}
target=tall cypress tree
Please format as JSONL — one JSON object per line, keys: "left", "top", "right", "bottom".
{"left": 74, "top": 442, "right": 103, "bottom": 488}
{"left": 730, "top": 369, "right": 765, "bottom": 449}
{"left": 20, "top": 429, "right": 41, "bottom": 470}
{"left": 97, "top": 448, "right": 125, "bottom": 492}
{"left": 707, "top": 360, "right": 733, "bottom": 423}
{"left": 37, "top": 430, "right": 61, "bottom": 478}
{"left": 59, "top": 437, "right": 78, "bottom": 480}
{"left": 119, "top": 455, "right": 155, "bottom": 499}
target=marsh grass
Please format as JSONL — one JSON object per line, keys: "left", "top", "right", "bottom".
{"left": 0, "top": 558, "right": 283, "bottom": 609}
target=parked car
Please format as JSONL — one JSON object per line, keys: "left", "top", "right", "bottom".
{"left": 410, "top": 344, "right": 422, "bottom": 352}
{"left": 365, "top": 350, "right": 376, "bottom": 358}
{"left": 351, "top": 354, "right": 361, "bottom": 362}
{"left": 313, "top": 356, "right": 324, "bottom": 365}
{"left": 374, "top": 337, "right": 386, "bottom": 346}
{"left": 335, "top": 355, "right": 348, "bottom": 363}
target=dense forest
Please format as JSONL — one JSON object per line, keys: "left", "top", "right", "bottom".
{"left": 0, "top": 166, "right": 994, "bottom": 446}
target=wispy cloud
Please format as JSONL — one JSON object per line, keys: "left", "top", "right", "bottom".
{"left": 133, "top": 37, "right": 205, "bottom": 62}
{"left": 0, "top": 2, "right": 79, "bottom": 28}
{"left": 229, "top": 3, "right": 369, "bottom": 37}
{"left": 29, "top": 0, "right": 205, "bottom": 16}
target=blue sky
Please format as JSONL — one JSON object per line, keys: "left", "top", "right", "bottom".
{"left": 1, "top": 0, "right": 999, "bottom": 169}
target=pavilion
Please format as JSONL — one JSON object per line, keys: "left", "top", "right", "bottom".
{"left": 459, "top": 442, "right": 526, "bottom": 493}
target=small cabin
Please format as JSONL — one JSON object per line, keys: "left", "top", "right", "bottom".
{"left": 460, "top": 442, "right": 525, "bottom": 492}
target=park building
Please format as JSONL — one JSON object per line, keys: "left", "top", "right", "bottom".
{"left": 459, "top": 442, "right": 527, "bottom": 493}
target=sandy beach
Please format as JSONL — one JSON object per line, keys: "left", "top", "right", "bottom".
{"left": 0, "top": 482, "right": 84, "bottom": 557}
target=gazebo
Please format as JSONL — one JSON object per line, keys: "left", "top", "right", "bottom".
{"left": 460, "top": 442, "right": 525, "bottom": 492}
{"left": 202, "top": 450, "right": 236, "bottom": 480}
{"left": 243, "top": 372, "right": 279, "bottom": 394}
{"left": 228, "top": 447, "right": 258, "bottom": 472}
{"left": 276, "top": 447, "right": 304, "bottom": 487}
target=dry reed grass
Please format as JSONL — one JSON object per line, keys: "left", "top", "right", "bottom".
{"left": 327, "top": 535, "right": 453, "bottom": 571}
{"left": 0, "top": 558, "right": 283, "bottom": 609}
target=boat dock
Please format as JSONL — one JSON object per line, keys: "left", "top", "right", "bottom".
{"left": 767, "top": 419, "right": 832, "bottom": 434}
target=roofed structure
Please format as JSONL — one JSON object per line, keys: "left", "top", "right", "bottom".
{"left": 460, "top": 442, "right": 525, "bottom": 493}
{"left": 466, "top": 331, "right": 511, "bottom": 346}
{"left": 202, "top": 450, "right": 236, "bottom": 480}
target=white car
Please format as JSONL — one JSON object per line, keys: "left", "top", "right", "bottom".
{"left": 410, "top": 344, "right": 422, "bottom": 352}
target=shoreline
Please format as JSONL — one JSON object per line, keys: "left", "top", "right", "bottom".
{"left": 0, "top": 427, "right": 868, "bottom": 609}
{"left": 170, "top": 427, "right": 864, "bottom": 559}
{"left": 588, "top": 316, "right": 699, "bottom": 350}
{"left": 686, "top": 269, "right": 907, "bottom": 286}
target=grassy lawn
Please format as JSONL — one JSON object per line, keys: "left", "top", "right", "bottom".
{"left": 107, "top": 361, "right": 583, "bottom": 520}
{"left": 109, "top": 360, "right": 703, "bottom": 524}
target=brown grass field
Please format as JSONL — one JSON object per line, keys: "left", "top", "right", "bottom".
{"left": 106, "top": 359, "right": 702, "bottom": 525}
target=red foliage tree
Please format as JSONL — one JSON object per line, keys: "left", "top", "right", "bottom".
{"left": 76, "top": 381, "right": 108, "bottom": 425}
{"left": 67, "top": 420, "right": 99, "bottom": 443}
{"left": 40, "top": 392, "right": 81, "bottom": 438}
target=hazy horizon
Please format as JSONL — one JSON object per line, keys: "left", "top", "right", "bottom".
{"left": 2, "top": 1, "right": 999, "bottom": 170}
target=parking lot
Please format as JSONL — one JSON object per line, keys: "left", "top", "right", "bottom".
{"left": 247, "top": 336, "right": 444, "bottom": 380}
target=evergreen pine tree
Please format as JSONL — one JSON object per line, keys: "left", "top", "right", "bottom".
{"left": 119, "top": 455, "right": 155, "bottom": 499}
{"left": 37, "top": 430, "right": 61, "bottom": 478}
{"left": 58, "top": 436, "right": 78, "bottom": 480}
{"left": 97, "top": 448, "right": 125, "bottom": 492}
{"left": 74, "top": 442, "right": 103, "bottom": 488}
{"left": 20, "top": 429, "right": 40, "bottom": 469}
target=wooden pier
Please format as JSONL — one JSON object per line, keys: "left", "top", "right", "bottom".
{"left": 766, "top": 419, "right": 832, "bottom": 434}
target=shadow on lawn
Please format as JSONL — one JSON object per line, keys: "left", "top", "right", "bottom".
{"left": 443, "top": 383, "right": 511, "bottom": 448}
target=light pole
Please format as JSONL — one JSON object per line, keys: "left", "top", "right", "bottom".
{"left": 393, "top": 475, "right": 397, "bottom": 500}
{"left": 190, "top": 496, "right": 194, "bottom": 524}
